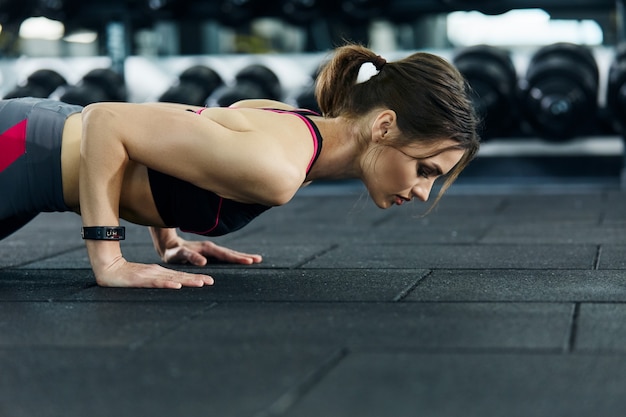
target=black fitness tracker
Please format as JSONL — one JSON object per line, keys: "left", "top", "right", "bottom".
{"left": 81, "top": 226, "right": 126, "bottom": 240}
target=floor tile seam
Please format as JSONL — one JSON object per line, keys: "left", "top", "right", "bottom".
{"left": 4, "top": 299, "right": 626, "bottom": 305}
{"left": 327, "top": 242, "right": 601, "bottom": 247}
{"left": 291, "top": 244, "right": 340, "bottom": 268}
{"left": 6, "top": 266, "right": 616, "bottom": 273}
{"left": 0, "top": 299, "right": 220, "bottom": 305}
{"left": 193, "top": 299, "right": 580, "bottom": 306}
{"left": 128, "top": 302, "right": 219, "bottom": 350}
{"left": 393, "top": 270, "right": 433, "bottom": 302}
{"left": 406, "top": 299, "right": 626, "bottom": 304}
{"left": 347, "top": 346, "right": 626, "bottom": 357}
{"left": 566, "top": 302, "right": 581, "bottom": 353}
{"left": 208, "top": 299, "right": 626, "bottom": 305}
{"left": 3, "top": 345, "right": 626, "bottom": 357}
{"left": 209, "top": 267, "right": 626, "bottom": 272}
{"left": 0, "top": 244, "right": 85, "bottom": 270}
{"left": 287, "top": 267, "right": 604, "bottom": 271}
{"left": 255, "top": 347, "right": 349, "bottom": 417}
{"left": 593, "top": 245, "right": 603, "bottom": 270}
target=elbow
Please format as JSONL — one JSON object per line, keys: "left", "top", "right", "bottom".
{"left": 268, "top": 188, "right": 296, "bottom": 206}
{"left": 262, "top": 167, "right": 303, "bottom": 207}
{"left": 82, "top": 102, "right": 107, "bottom": 120}
{"left": 81, "top": 103, "right": 120, "bottom": 133}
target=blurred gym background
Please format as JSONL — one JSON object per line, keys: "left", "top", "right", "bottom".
{"left": 1, "top": 0, "right": 625, "bottom": 191}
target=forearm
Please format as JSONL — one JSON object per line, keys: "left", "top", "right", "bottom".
{"left": 79, "top": 104, "right": 128, "bottom": 274}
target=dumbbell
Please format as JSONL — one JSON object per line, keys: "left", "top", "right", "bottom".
{"left": 607, "top": 43, "right": 626, "bottom": 133}
{"left": 339, "top": 0, "right": 380, "bottom": 21}
{"left": 3, "top": 69, "right": 67, "bottom": 99}
{"left": 208, "top": 64, "right": 281, "bottom": 107}
{"left": 292, "top": 64, "right": 324, "bottom": 114}
{"left": 281, "top": 0, "right": 326, "bottom": 24}
{"left": 518, "top": 42, "right": 599, "bottom": 141}
{"left": 159, "top": 65, "right": 223, "bottom": 106}
{"left": 57, "top": 68, "right": 127, "bottom": 106}
{"left": 453, "top": 45, "right": 518, "bottom": 139}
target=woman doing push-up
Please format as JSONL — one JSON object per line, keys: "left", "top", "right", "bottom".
{"left": 0, "top": 43, "right": 480, "bottom": 288}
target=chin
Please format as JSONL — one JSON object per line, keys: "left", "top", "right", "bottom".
{"left": 373, "top": 198, "right": 391, "bottom": 209}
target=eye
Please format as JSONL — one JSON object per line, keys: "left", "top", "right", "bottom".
{"left": 417, "top": 165, "right": 431, "bottom": 178}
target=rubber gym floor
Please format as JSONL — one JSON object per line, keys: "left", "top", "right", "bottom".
{"left": 1, "top": 177, "right": 626, "bottom": 417}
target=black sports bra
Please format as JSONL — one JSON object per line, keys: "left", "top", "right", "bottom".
{"left": 147, "top": 108, "right": 323, "bottom": 236}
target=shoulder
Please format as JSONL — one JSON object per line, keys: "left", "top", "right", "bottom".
{"left": 228, "top": 99, "right": 296, "bottom": 110}
{"left": 194, "top": 108, "right": 313, "bottom": 205}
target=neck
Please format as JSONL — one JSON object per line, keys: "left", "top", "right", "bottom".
{"left": 305, "top": 116, "right": 364, "bottom": 182}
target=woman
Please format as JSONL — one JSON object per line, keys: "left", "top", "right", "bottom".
{"left": 0, "top": 44, "right": 480, "bottom": 288}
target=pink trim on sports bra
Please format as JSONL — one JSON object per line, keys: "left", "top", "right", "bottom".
{"left": 263, "top": 109, "right": 320, "bottom": 173}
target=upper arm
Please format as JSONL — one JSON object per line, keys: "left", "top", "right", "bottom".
{"left": 81, "top": 103, "right": 303, "bottom": 206}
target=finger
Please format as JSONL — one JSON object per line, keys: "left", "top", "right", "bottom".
{"left": 186, "top": 251, "right": 208, "bottom": 267}
{"left": 202, "top": 245, "right": 263, "bottom": 264}
{"left": 230, "top": 251, "right": 263, "bottom": 264}
{"left": 166, "top": 269, "right": 214, "bottom": 287}
{"left": 133, "top": 265, "right": 213, "bottom": 288}
{"left": 154, "top": 274, "right": 213, "bottom": 289}
{"left": 164, "top": 248, "right": 208, "bottom": 266}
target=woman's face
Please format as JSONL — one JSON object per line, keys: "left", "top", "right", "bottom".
{"left": 363, "top": 139, "right": 465, "bottom": 209}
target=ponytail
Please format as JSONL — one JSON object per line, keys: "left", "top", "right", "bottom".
{"left": 315, "top": 44, "right": 386, "bottom": 117}
{"left": 315, "top": 42, "right": 478, "bottom": 152}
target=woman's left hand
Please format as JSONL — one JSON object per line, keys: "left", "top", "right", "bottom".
{"left": 162, "top": 238, "right": 263, "bottom": 266}
{"left": 150, "top": 227, "right": 262, "bottom": 266}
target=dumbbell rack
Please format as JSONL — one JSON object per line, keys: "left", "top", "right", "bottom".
{"left": 1, "top": 48, "right": 625, "bottom": 191}
{"left": 450, "top": 42, "right": 626, "bottom": 189}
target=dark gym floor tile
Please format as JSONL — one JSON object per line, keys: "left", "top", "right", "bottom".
{"left": 0, "top": 213, "right": 84, "bottom": 269}
{"left": 0, "top": 346, "right": 336, "bottom": 417}
{"left": 424, "top": 194, "right": 506, "bottom": 214}
{"left": 596, "top": 245, "right": 626, "bottom": 269}
{"left": 255, "top": 194, "right": 386, "bottom": 224}
{"left": 236, "top": 223, "right": 394, "bottom": 245}
{"left": 245, "top": 220, "right": 487, "bottom": 244}
{"left": 371, "top": 223, "right": 488, "bottom": 244}
{"left": 499, "top": 193, "right": 606, "bottom": 211}
{"left": 603, "top": 191, "right": 626, "bottom": 224}
{"left": 492, "top": 194, "right": 604, "bottom": 223}
{"left": 64, "top": 269, "right": 427, "bottom": 302}
{"left": 481, "top": 223, "right": 626, "bottom": 244}
{"left": 575, "top": 303, "right": 626, "bottom": 352}
{"left": 0, "top": 269, "right": 93, "bottom": 301}
{"left": 19, "top": 242, "right": 333, "bottom": 269}
{"left": 303, "top": 243, "right": 597, "bottom": 269}
{"left": 405, "top": 270, "right": 626, "bottom": 302}
{"left": 15, "top": 247, "right": 93, "bottom": 269}
{"left": 153, "top": 302, "right": 572, "bottom": 351}
{"left": 381, "top": 209, "right": 495, "bottom": 228}
{"left": 0, "top": 301, "right": 211, "bottom": 347}
{"left": 284, "top": 352, "right": 626, "bottom": 417}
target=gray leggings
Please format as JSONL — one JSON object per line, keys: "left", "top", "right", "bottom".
{"left": 0, "top": 98, "right": 83, "bottom": 239}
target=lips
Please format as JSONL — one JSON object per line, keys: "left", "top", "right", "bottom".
{"left": 394, "top": 195, "right": 410, "bottom": 205}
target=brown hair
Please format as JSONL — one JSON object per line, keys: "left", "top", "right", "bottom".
{"left": 315, "top": 44, "right": 480, "bottom": 207}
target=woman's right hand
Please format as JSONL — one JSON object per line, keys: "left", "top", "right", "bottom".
{"left": 94, "top": 256, "right": 214, "bottom": 289}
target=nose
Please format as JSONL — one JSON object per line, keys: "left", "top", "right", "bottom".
{"left": 412, "top": 180, "right": 433, "bottom": 202}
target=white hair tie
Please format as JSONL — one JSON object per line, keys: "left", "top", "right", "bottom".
{"left": 356, "top": 62, "right": 380, "bottom": 84}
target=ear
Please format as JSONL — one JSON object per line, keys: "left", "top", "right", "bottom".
{"left": 371, "top": 110, "right": 398, "bottom": 143}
